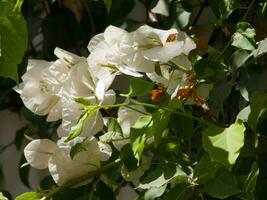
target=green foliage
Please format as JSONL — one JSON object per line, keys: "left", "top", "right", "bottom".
{"left": 193, "top": 59, "right": 227, "bottom": 82}
{"left": 248, "top": 92, "right": 267, "bottom": 133}
{"left": 2, "top": 1, "right": 267, "bottom": 200}
{"left": 232, "top": 22, "right": 256, "bottom": 51}
{"left": 99, "top": 118, "right": 124, "bottom": 142}
{"left": 120, "top": 144, "right": 138, "bottom": 171}
{"left": 66, "top": 107, "right": 99, "bottom": 142}
{"left": 202, "top": 121, "right": 245, "bottom": 168}
{"left": 124, "top": 77, "right": 155, "bottom": 98}
{"left": 0, "top": 0, "right": 27, "bottom": 82}
{"left": 15, "top": 192, "right": 40, "bottom": 200}
{"left": 138, "top": 163, "right": 187, "bottom": 189}
{"left": 193, "top": 154, "right": 221, "bottom": 184}
{"left": 130, "top": 115, "right": 152, "bottom": 162}
{"left": 203, "top": 168, "right": 241, "bottom": 199}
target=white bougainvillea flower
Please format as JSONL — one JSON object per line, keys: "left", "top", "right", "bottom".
{"left": 24, "top": 139, "right": 58, "bottom": 169}
{"left": 88, "top": 25, "right": 196, "bottom": 80}
{"left": 14, "top": 60, "right": 59, "bottom": 115}
{"left": 131, "top": 25, "right": 196, "bottom": 63}
{"left": 113, "top": 101, "right": 146, "bottom": 150}
{"left": 88, "top": 26, "right": 144, "bottom": 78}
{"left": 49, "top": 137, "right": 100, "bottom": 186}
{"left": 24, "top": 137, "right": 101, "bottom": 186}
{"left": 147, "top": 54, "right": 192, "bottom": 95}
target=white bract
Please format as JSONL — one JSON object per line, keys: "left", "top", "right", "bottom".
{"left": 16, "top": 47, "right": 115, "bottom": 138}
{"left": 24, "top": 137, "right": 101, "bottom": 186}
{"left": 88, "top": 25, "right": 196, "bottom": 79}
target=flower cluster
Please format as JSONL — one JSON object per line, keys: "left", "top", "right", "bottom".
{"left": 16, "top": 25, "right": 200, "bottom": 186}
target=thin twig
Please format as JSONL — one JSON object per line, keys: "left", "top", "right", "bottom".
{"left": 242, "top": 0, "right": 256, "bottom": 21}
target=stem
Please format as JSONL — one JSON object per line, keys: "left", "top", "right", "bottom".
{"left": 41, "top": 159, "right": 121, "bottom": 200}
{"left": 131, "top": 101, "right": 223, "bottom": 127}
{"left": 192, "top": 2, "right": 205, "bottom": 26}
{"left": 166, "top": 61, "right": 191, "bottom": 74}
{"left": 242, "top": 0, "right": 256, "bottom": 21}
{"left": 215, "top": 39, "right": 232, "bottom": 61}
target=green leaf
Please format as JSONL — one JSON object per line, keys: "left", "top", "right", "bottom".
{"left": 202, "top": 121, "right": 245, "bottom": 168}
{"left": 171, "top": 2, "right": 191, "bottom": 29}
{"left": 138, "top": 163, "right": 187, "bottom": 189}
{"left": 193, "top": 154, "right": 221, "bottom": 184}
{"left": 254, "top": 38, "right": 267, "bottom": 58}
{"left": 193, "top": 59, "right": 227, "bottom": 82}
{"left": 65, "top": 107, "right": 99, "bottom": 142}
{"left": 130, "top": 115, "right": 152, "bottom": 162}
{"left": 232, "top": 22, "right": 256, "bottom": 51}
{"left": 152, "top": 109, "right": 170, "bottom": 145}
{"left": 107, "top": 117, "right": 123, "bottom": 133}
{"left": 123, "top": 77, "right": 155, "bottom": 98}
{"left": 120, "top": 144, "right": 138, "bottom": 171}
{"left": 0, "top": 192, "right": 8, "bottom": 200}
{"left": 151, "top": 0, "right": 169, "bottom": 17}
{"left": 170, "top": 113, "right": 193, "bottom": 141}
{"left": 209, "top": 80, "right": 234, "bottom": 114}
{"left": 230, "top": 49, "right": 253, "bottom": 70}
{"left": 241, "top": 162, "right": 259, "bottom": 196}
{"left": 0, "top": 1, "right": 27, "bottom": 82}
{"left": 248, "top": 92, "right": 267, "bottom": 133}
{"left": 103, "top": 0, "right": 112, "bottom": 13}
{"left": 219, "top": 0, "right": 238, "bottom": 19}
{"left": 237, "top": 106, "right": 251, "bottom": 123}
{"left": 15, "top": 192, "right": 40, "bottom": 200}
{"left": 203, "top": 168, "right": 241, "bottom": 199}
{"left": 19, "top": 154, "right": 30, "bottom": 188}
{"left": 239, "top": 64, "right": 267, "bottom": 99}
{"left": 75, "top": 96, "right": 92, "bottom": 106}
{"left": 162, "top": 182, "right": 192, "bottom": 200}
{"left": 99, "top": 118, "right": 124, "bottom": 143}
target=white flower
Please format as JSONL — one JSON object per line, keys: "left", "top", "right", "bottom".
{"left": 49, "top": 137, "right": 100, "bottom": 186}
{"left": 87, "top": 25, "right": 196, "bottom": 79}
{"left": 24, "top": 139, "right": 58, "bottom": 169}
{"left": 24, "top": 137, "right": 101, "bottom": 186}
{"left": 14, "top": 60, "right": 59, "bottom": 115}
{"left": 16, "top": 47, "right": 116, "bottom": 138}
{"left": 147, "top": 54, "right": 192, "bottom": 95}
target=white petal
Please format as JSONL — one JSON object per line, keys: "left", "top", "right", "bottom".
{"left": 104, "top": 25, "right": 128, "bottom": 45}
{"left": 88, "top": 33, "right": 104, "bottom": 52}
{"left": 24, "top": 139, "right": 58, "bottom": 169}
{"left": 81, "top": 111, "right": 104, "bottom": 137}
{"left": 54, "top": 47, "right": 82, "bottom": 65}
{"left": 95, "top": 80, "right": 105, "bottom": 101}
{"left": 48, "top": 137, "right": 100, "bottom": 186}
{"left": 119, "top": 67, "right": 143, "bottom": 77}
{"left": 98, "top": 142, "right": 112, "bottom": 161}
{"left": 101, "top": 89, "right": 116, "bottom": 105}
{"left": 143, "top": 41, "right": 184, "bottom": 62}
{"left": 46, "top": 100, "right": 62, "bottom": 122}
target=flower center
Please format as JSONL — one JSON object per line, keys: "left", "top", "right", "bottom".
{"left": 39, "top": 80, "right": 49, "bottom": 93}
